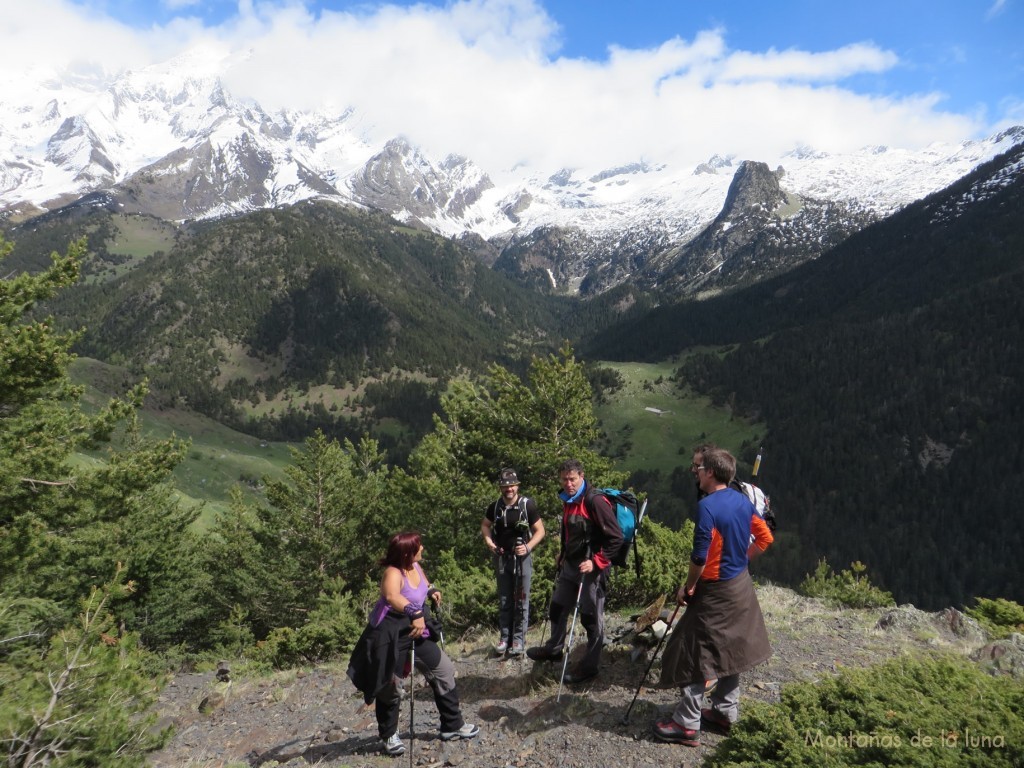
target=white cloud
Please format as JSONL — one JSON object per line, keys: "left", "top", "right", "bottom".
{"left": 2, "top": 0, "right": 988, "bottom": 178}
{"left": 715, "top": 43, "right": 899, "bottom": 83}
{"left": 985, "top": 0, "right": 1009, "bottom": 19}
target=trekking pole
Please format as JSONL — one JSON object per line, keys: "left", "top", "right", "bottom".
{"left": 429, "top": 591, "right": 445, "bottom": 650}
{"left": 509, "top": 547, "right": 520, "bottom": 656}
{"left": 408, "top": 645, "right": 415, "bottom": 768}
{"left": 633, "top": 499, "right": 648, "bottom": 579}
{"left": 556, "top": 578, "right": 586, "bottom": 702}
{"left": 517, "top": 544, "right": 528, "bottom": 671}
{"left": 512, "top": 540, "right": 528, "bottom": 663}
{"left": 620, "top": 603, "right": 681, "bottom": 725}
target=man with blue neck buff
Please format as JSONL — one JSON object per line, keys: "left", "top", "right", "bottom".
{"left": 526, "top": 458, "right": 623, "bottom": 684}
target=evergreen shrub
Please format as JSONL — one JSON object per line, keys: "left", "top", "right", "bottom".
{"left": 426, "top": 549, "right": 494, "bottom": 633}
{"left": 708, "top": 654, "right": 1024, "bottom": 768}
{"left": 606, "top": 518, "right": 695, "bottom": 609}
{"left": 1, "top": 581, "right": 168, "bottom": 768}
{"left": 966, "top": 597, "right": 1024, "bottom": 639}
{"left": 251, "top": 582, "right": 371, "bottom": 669}
{"left": 799, "top": 559, "right": 895, "bottom": 609}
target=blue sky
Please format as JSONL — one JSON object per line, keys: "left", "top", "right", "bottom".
{"left": 6, "top": 0, "right": 1022, "bottom": 175}
{"left": 73, "top": 0, "right": 1022, "bottom": 119}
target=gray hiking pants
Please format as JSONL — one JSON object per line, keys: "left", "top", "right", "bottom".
{"left": 495, "top": 551, "right": 533, "bottom": 647}
{"left": 671, "top": 673, "right": 741, "bottom": 730}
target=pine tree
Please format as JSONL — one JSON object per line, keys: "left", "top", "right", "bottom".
{"left": 1, "top": 236, "right": 189, "bottom": 764}
{"left": 0, "top": 236, "right": 194, "bottom": 635}
{"left": 233, "top": 431, "right": 397, "bottom": 630}
{"left": 398, "top": 344, "right": 625, "bottom": 600}
{"left": 1, "top": 573, "right": 166, "bottom": 768}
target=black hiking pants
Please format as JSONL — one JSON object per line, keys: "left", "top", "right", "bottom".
{"left": 376, "top": 636, "right": 464, "bottom": 739}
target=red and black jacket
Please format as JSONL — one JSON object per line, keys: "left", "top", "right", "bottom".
{"left": 560, "top": 481, "right": 624, "bottom": 570}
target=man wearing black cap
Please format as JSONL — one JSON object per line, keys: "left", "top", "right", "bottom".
{"left": 481, "top": 468, "right": 545, "bottom": 656}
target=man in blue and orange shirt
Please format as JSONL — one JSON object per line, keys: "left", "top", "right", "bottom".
{"left": 655, "top": 447, "right": 774, "bottom": 747}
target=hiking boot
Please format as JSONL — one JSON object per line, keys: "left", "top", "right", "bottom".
{"left": 701, "top": 707, "right": 732, "bottom": 733}
{"left": 653, "top": 717, "right": 700, "bottom": 746}
{"left": 508, "top": 642, "right": 524, "bottom": 656}
{"left": 494, "top": 640, "right": 508, "bottom": 655}
{"left": 440, "top": 723, "right": 480, "bottom": 741}
{"left": 526, "top": 644, "right": 563, "bottom": 662}
{"left": 381, "top": 733, "right": 405, "bottom": 755}
{"left": 563, "top": 667, "right": 599, "bottom": 684}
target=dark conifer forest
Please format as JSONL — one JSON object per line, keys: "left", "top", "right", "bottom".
{"left": 587, "top": 143, "right": 1024, "bottom": 609}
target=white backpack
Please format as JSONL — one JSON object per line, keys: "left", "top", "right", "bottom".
{"left": 735, "top": 480, "right": 776, "bottom": 538}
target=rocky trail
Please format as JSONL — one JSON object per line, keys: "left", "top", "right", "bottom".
{"left": 147, "top": 586, "right": 993, "bottom": 768}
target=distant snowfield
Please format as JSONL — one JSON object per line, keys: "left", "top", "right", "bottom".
{"left": 1, "top": 54, "right": 1022, "bottom": 245}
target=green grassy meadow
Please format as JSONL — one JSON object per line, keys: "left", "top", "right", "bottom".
{"left": 82, "top": 214, "right": 179, "bottom": 284}
{"left": 107, "top": 214, "right": 177, "bottom": 259}
{"left": 67, "top": 353, "right": 761, "bottom": 528}
{"left": 70, "top": 358, "right": 293, "bottom": 527}
{"left": 595, "top": 357, "right": 763, "bottom": 477}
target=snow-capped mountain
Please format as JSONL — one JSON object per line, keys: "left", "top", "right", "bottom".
{"left": 2, "top": 51, "right": 1022, "bottom": 295}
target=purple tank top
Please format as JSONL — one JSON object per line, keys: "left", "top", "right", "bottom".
{"left": 400, "top": 562, "right": 429, "bottom": 608}
{"left": 370, "top": 562, "right": 431, "bottom": 636}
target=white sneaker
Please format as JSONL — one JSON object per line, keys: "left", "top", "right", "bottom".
{"left": 494, "top": 640, "right": 508, "bottom": 654}
{"left": 382, "top": 733, "right": 405, "bottom": 755}
{"left": 440, "top": 722, "right": 480, "bottom": 741}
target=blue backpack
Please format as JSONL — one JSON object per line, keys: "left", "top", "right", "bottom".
{"left": 586, "top": 487, "right": 644, "bottom": 572}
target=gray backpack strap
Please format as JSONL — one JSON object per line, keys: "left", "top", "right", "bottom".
{"left": 495, "top": 497, "right": 506, "bottom": 534}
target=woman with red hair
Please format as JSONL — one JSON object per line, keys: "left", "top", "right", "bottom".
{"left": 347, "top": 532, "right": 479, "bottom": 756}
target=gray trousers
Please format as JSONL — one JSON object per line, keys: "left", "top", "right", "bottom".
{"left": 671, "top": 673, "right": 741, "bottom": 730}
{"left": 495, "top": 552, "right": 533, "bottom": 646}
{"left": 545, "top": 561, "right": 606, "bottom": 674}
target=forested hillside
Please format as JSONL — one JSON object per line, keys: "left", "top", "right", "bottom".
{"left": 58, "top": 202, "right": 563, "bottom": 384}
{"left": 587, "top": 144, "right": 1024, "bottom": 609}
{"left": 8, "top": 200, "right": 660, "bottom": 464}
{"left": 5, "top": 235, "right": 1023, "bottom": 768}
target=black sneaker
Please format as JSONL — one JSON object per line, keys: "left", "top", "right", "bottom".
{"left": 526, "top": 645, "right": 563, "bottom": 661}
{"left": 701, "top": 707, "right": 732, "bottom": 733}
{"left": 563, "top": 667, "right": 598, "bottom": 684}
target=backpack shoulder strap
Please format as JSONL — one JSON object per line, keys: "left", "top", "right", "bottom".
{"left": 734, "top": 480, "right": 753, "bottom": 503}
{"left": 583, "top": 486, "right": 616, "bottom": 533}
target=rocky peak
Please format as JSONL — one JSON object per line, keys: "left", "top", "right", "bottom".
{"left": 693, "top": 153, "right": 734, "bottom": 175}
{"left": 644, "top": 159, "right": 877, "bottom": 296}
{"left": 3, "top": 58, "right": 1022, "bottom": 298}
{"left": 347, "top": 138, "right": 493, "bottom": 228}
{"left": 720, "top": 160, "right": 787, "bottom": 218}
{"left": 45, "top": 116, "right": 116, "bottom": 183}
